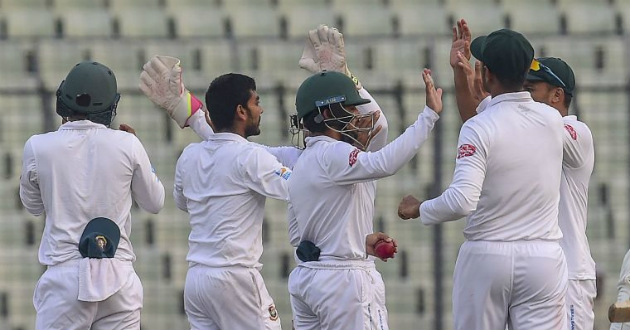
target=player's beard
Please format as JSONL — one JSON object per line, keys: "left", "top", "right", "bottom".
{"left": 244, "top": 107, "right": 261, "bottom": 137}
{"left": 340, "top": 129, "right": 358, "bottom": 145}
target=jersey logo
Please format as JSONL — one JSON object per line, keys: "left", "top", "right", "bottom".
{"left": 564, "top": 124, "right": 577, "bottom": 140}
{"left": 457, "top": 144, "right": 477, "bottom": 159}
{"left": 349, "top": 148, "right": 360, "bottom": 166}
{"left": 268, "top": 304, "right": 279, "bottom": 321}
{"left": 274, "top": 167, "right": 292, "bottom": 180}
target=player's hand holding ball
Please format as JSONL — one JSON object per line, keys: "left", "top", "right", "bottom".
{"left": 366, "top": 232, "right": 397, "bottom": 262}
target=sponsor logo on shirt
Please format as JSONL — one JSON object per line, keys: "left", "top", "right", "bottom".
{"left": 564, "top": 124, "right": 577, "bottom": 140}
{"left": 457, "top": 144, "right": 476, "bottom": 159}
{"left": 275, "top": 167, "right": 292, "bottom": 180}
{"left": 268, "top": 304, "right": 279, "bottom": 321}
{"left": 349, "top": 148, "right": 360, "bottom": 166}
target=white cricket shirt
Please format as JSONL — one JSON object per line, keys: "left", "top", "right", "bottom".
{"left": 420, "top": 92, "right": 565, "bottom": 241}
{"left": 559, "top": 115, "right": 596, "bottom": 279}
{"left": 288, "top": 107, "right": 439, "bottom": 259}
{"left": 20, "top": 120, "right": 165, "bottom": 266}
{"left": 174, "top": 133, "right": 291, "bottom": 269}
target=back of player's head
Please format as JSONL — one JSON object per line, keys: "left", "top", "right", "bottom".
{"left": 205, "top": 73, "right": 256, "bottom": 132}
{"left": 471, "top": 29, "right": 534, "bottom": 89}
{"left": 295, "top": 71, "right": 370, "bottom": 132}
{"left": 56, "top": 61, "right": 120, "bottom": 127}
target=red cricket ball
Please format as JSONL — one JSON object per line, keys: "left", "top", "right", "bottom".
{"left": 374, "top": 240, "right": 396, "bottom": 259}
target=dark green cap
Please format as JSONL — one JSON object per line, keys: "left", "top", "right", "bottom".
{"left": 527, "top": 57, "right": 575, "bottom": 96}
{"left": 295, "top": 71, "right": 370, "bottom": 120}
{"left": 79, "top": 217, "right": 120, "bottom": 259}
{"left": 471, "top": 29, "right": 534, "bottom": 83}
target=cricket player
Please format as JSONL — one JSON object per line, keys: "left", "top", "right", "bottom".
{"left": 612, "top": 252, "right": 630, "bottom": 329}
{"left": 525, "top": 57, "right": 596, "bottom": 330}
{"left": 451, "top": 20, "right": 596, "bottom": 330}
{"left": 287, "top": 66, "right": 442, "bottom": 330}
{"left": 398, "top": 28, "right": 568, "bottom": 330}
{"left": 20, "top": 61, "right": 165, "bottom": 330}
{"left": 172, "top": 73, "right": 291, "bottom": 330}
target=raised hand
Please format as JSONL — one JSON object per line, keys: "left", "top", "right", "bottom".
{"left": 423, "top": 69, "right": 443, "bottom": 114}
{"left": 450, "top": 19, "right": 472, "bottom": 69}
{"left": 139, "top": 55, "right": 204, "bottom": 128}
{"left": 298, "top": 24, "right": 362, "bottom": 89}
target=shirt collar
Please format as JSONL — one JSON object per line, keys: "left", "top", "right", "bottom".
{"left": 207, "top": 132, "right": 249, "bottom": 143}
{"left": 58, "top": 120, "right": 107, "bottom": 131}
{"left": 486, "top": 91, "right": 533, "bottom": 108}
{"left": 304, "top": 135, "right": 337, "bottom": 148}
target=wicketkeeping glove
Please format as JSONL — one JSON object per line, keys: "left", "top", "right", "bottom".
{"left": 139, "top": 55, "right": 204, "bottom": 128}
{"left": 298, "top": 24, "right": 362, "bottom": 89}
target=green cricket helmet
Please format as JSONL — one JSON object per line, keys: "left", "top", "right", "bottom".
{"left": 56, "top": 61, "right": 120, "bottom": 126}
{"left": 295, "top": 71, "right": 370, "bottom": 120}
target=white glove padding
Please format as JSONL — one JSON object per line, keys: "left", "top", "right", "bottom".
{"left": 139, "top": 55, "right": 204, "bottom": 128}
{"left": 299, "top": 24, "right": 362, "bottom": 89}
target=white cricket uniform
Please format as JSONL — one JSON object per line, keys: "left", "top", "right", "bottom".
{"left": 420, "top": 92, "right": 568, "bottom": 330}
{"left": 287, "top": 105, "right": 439, "bottom": 330}
{"left": 20, "top": 120, "right": 165, "bottom": 330}
{"left": 174, "top": 133, "right": 291, "bottom": 330}
{"left": 557, "top": 116, "right": 596, "bottom": 330}
{"left": 611, "top": 250, "right": 630, "bottom": 330}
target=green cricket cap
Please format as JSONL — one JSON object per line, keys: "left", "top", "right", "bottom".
{"left": 79, "top": 217, "right": 120, "bottom": 259}
{"left": 471, "top": 28, "right": 534, "bottom": 83}
{"left": 527, "top": 57, "right": 575, "bottom": 96}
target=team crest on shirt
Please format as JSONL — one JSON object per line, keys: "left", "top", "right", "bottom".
{"left": 564, "top": 124, "right": 577, "bottom": 140}
{"left": 349, "top": 148, "right": 360, "bottom": 166}
{"left": 268, "top": 304, "right": 279, "bottom": 321}
{"left": 274, "top": 167, "right": 292, "bottom": 180}
{"left": 457, "top": 144, "right": 476, "bottom": 159}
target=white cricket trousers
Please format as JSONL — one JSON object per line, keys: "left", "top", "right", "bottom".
{"left": 288, "top": 259, "right": 388, "bottom": 330}
{"left": 453, "top": 240, "right": 568, "bottom": 330}
{"left": 34, "top": 259, "right": 143, "bottom": 330}
{"left": 566, "top": 279, "right": 596, "bottom": 330}
{"left": 184, "top": 264, "right": 282, "bottom": 330}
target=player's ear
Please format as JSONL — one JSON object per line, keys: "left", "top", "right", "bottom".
{"left": 553, "top": 87, "right": 563, "bottom": 103}
{"left": 235, "top": 104, "right": 247, "bottom": 120}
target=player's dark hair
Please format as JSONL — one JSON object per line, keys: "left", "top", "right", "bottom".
{"left": 205, "top": 73, "right": 256, "bottom": 132}
{"left": 564, "top": 93, "right": 572, "bottom": 108}
{"left": 493, "top": 69, "right": 528, "bottom": 92}
{"left": 302, "top": 110, "right": 327, "bottom": 133}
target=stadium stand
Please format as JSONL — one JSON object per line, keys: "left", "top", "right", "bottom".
{"left": 561, "top": 2, "right": 619, "bottom": 35}
{"left": 108, "top": 0, "right": 164, "bottom": 12}
{"left": 223, "top": 4, "right": 281, "bottom": 38}
{"left": 0, "top": 40, "right": 38, "bottom": 91}
{"left": 56, "top": 9, "right": 113, "bottom": 38}
{"left": 504, "top": 3, "right": 562, "bottom": 36}
{"left": 335, "top": 5, "right": 396, "bottom": 38}
{"left": 0, "top": 0, "right": 50, "bottom": 9}
{"left": 277, "top": 3, "right": 336, "bottom": 39}
{"left": 52, "top": 0, "right": 105, "bottom": 9}
{"left": 114, "top": 8, "right": 171, "bottom": 38}
{"left": 2, "top": 8, "right": 58, "bottom": 38}
{"left": 169, "top": 6, "right": 227, "bottom": 38}
{"left": 1, "top": 2, "right": 630, "bottom": 330}
{"left": 392, "top": 3, "right": 451, "bottom": 37}
{"left": 447, "top": 3, "right": 507, "bottom": 36}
